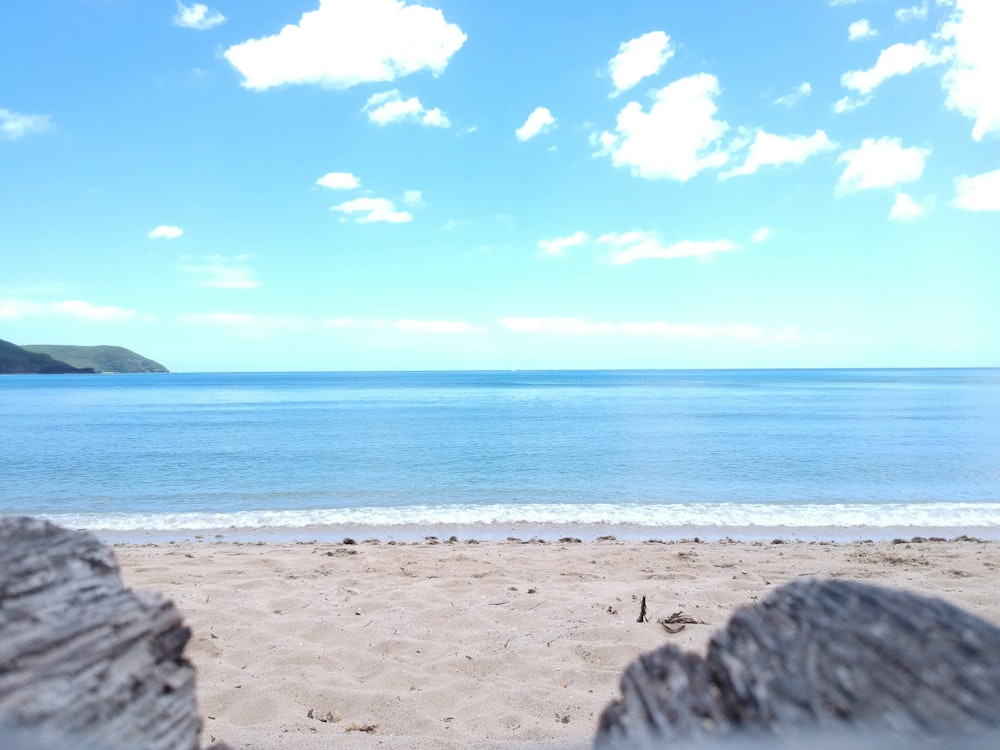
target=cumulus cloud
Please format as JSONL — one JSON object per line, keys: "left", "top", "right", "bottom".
{"left": 723, "top": 129, "right": 835, "bottom": 178}
{"left": 773, "top": 82, "right": 812, "bottom": 107}
{"left": 607, "top": 31, "right": 674, "bottom": 96}
{"left": 364, "top": 90, "right": 450, "bottom": 127}
{"left": 953, "top": 168, "right": 1000, "bottom": 211}
{"left": 149, "top": 225, "right": 184, "bottom": 240}
{"left": 597, "top": 231, "right": 738, "bottom": 265}
{"left": 403, "top": 190, "right": 424, "bottom": 206}
{"left": 833, "top": 95, "right": 868, "bottom": 113}
{"left": 841, "top": 41, "right": 942, "bottom": 96}
{"left": 593, "top": 73, "right": 729, "bottom": 182}
{"left": 836, "top": 137, "right": 930, "bottom": 195}
{"left": 224, "top": 0, "right": 466, "bottom": 90}
{"left": 316, "top": 172, "right": 360, "bottom": 189}
{"left": 751, "top": 227, "right": 772, "bottom": 243}
{"left": 515, "top": 107, "right": 556, "bottom": 141}
{"left": 173, "top": 2, "right": 225, "bottom": 30}
{"left": 498, "top": 317, "right": 800, "bottom": 343}
{"left": 848, "top": 19, "right": 878, "bottom": 40}
{"left": 331, "top": 196, "right": 412, "bottom": 223}
{"left": 178, "top": 254, "right": 261, "bottom": 289}
{"left": 889, "top": 192, "right": 926, "bottom": 221}
{"left": 0, "top": 108, "right": 51, "bottom": 140}
{"left": 52, "top": 300, "right": 136, "bottom": 321}
{"left": 940, "top": 0, "right": 1000, "bottom": 141}
{"left": 538, "top": 231, "right": 589, "bottom": 257}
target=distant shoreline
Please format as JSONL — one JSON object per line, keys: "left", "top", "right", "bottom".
{"left": 88, "top": 521, "right": 1000, "bottom": 546}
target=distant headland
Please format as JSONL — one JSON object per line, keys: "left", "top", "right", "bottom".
{"left": 0, "top": 338, "right": 168, "bottom": 374}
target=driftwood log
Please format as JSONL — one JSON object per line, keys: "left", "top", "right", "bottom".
{"left": 595, "top": 578, "right": 1000, "bottom": 748}
{"left": 0, "top": 516, "right": 201, "bottom": 750}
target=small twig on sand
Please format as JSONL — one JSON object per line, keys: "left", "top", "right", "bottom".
{"left": 637, "top": 595, "right": 648, "bottom": 623}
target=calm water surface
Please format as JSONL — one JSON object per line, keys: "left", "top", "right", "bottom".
{"left": 2, "top": 369, "right": 999, "bottom": 534}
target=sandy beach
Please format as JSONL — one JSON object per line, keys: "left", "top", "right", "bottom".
{"left": 114, "top": 535, "right": 1000, "bottom": 750}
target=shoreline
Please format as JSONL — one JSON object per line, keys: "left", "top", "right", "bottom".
{"left": 92, "top": 521, "right": 1000, "bottom": 546}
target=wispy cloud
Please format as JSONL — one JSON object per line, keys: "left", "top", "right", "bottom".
{"left": 178, "top": 255, "right": 260, "bottom": 288}
{"left": 0, "top": 108, "right": 51, "bottom": 140}
{"left": 597, "top": 230, "right": 738, "bottom": 265}
{"left": 331, "top": 197, "right": 412, "bottom": 223}
{"left": 0, "top": 298, "right": 136, "bottom": 321}
{"left": 499, "top": 317, "right": 806, "bottom": 343}
{"left": 773, "top": 82, "right": 812, "bottom": 107}
{"left": 538, "top": 231, "right": 589, "bottom": 256}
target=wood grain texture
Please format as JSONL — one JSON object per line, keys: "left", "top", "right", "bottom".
{"left": 595, "top": 577, "right": 1000, "bottom": 748}
{"left": 0, "top": 516, "right": 201, "bottom": 749}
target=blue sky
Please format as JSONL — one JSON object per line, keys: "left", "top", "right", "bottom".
{"left": 1, "top": 0, "right": 998, "bottom": 372}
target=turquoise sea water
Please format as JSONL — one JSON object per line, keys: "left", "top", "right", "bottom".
{"left": 2, "top": 369, "right": 999, "bottom": 538}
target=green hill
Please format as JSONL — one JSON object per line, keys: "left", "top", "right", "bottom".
{"left": 0, "top": 338, "right": 96, "bottom": 374}
{"left": 22, "top": 344, "right": 168, "bottom": 373}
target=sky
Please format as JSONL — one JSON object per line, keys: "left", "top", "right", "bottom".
{"left": 1, "top": 0, "right": 998, "bottom": 372}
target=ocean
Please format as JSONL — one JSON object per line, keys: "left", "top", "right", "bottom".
{"left": 2, "top": 369, "right": 999, "bottom": 541}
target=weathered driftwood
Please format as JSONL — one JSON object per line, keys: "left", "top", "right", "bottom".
{"left": 0, "top": 516, "right": 201, "bottom": 750}
{"left": 595, "top": 578, "right": 1000, "bottom": 749}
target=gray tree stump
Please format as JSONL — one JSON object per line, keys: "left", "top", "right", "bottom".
{"left": 0, "top": 516, "right": 201, "bottom": 750}
{"left": 595, "top": 578, "right": 1000, "bottom": 748}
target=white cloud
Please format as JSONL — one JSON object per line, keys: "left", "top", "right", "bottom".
{"left": 52, "top": 300, "right": 136, "bottom": 321}
{"left": 828, "top": 0, "right": 862, "bottom": 5}
{"left": 896, "top": 2, "right": 929, "bottom": 21}
{"left": 597, "top": 230, "right": 738, "bottom": 265}
{"left": 538, "top": 231, "right": 589, "bottom": 256}
{"left": 0, "top": 108, "right": 51, "bottom": 140}
{"left": 834, "top": 95, "right": 869, "bottom": 113}
{"left": 331, "top": 196, "right": 412, "bottom": 223}
{"left": 173, "top": 2, "right": 225, "bottom": 30}
{"left": 752, "top": 227, "right": 772, "bottom": 243}
{"left": 515, "top": 107, "right": 556, "bottom": 141}
{"left": 0, "top": 299, "right": 47, "bottom": 319}
{"left": 316, "top": 172, "right": 360, "bottom": 190}
{"left": 836, "top": 137, "right": 930, "bottom": 195}
{"left": 848, "top": 19, "right": 878, "bottom": 40}
{"left": 723, "top": 129, "right": 835, "bottom": 178}
{"left": 953, "top": 168, "right": 1000, "bottom": 211}
{"left": 607, "top": 31, "right": 674, "bottom": 96}
{"left": 393, "top": 319, "right": 474, "bottom": 334}
{"left": 224, "top": 0, "right": 466, "bottom": 90}
{"left": 149, "top": 225, "right": 184, "bottom": 240}
{"left": 498, "top": 317, "right": 800, "bottom": 343}
{"left": 841, "top": 41, "right": 942, "bottom": 95}
{"left": 178, "top": 255, "right": 261, "bottom": 289}
{"left": 940, "top": 0, "right": 1000, "bottom": 141}
{"left": 773, "top": 82, "right": 812, "bottom": 107}
{"left": 363, "top": 90, "right": 450, "bottom": 127}
{"left": 889, "top": 192, "right": 926, "bottom": 221}
{"left": 594, "top": 73, "right": 729, "bottom": 182}
{"left": 403, "top": 190, "right": 424, "bottom": 206}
